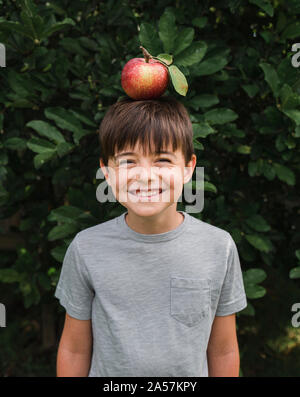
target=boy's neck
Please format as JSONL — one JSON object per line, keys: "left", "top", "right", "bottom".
{"left": 125, "top": 208, "right": 184, "bottom": 235}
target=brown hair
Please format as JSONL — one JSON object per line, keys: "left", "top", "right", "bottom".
{"left": 98, "top": 95, "right": 195, "bottom": 166}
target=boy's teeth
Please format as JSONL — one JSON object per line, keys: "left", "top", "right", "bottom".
{"left": 133, "top": 189, "right": 161, "bottom": 196}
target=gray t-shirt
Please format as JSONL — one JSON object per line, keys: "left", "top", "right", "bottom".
{"left": 54, "top": 210, "right": 247, "bottom": 377}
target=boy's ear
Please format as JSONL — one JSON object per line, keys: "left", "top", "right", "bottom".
{"left": 99, "top": 158, "right": 110, "bottom": 183}
{"left": 183, "top": 154, "right": 197, "bottom": 183}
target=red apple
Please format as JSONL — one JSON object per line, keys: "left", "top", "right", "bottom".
{"left": 121, "top": 57, "right": 169, "bottom": 100}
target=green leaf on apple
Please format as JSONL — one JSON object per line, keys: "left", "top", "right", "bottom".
{"left": 155, "top": 53, "right": 173, "bottom": 65}
{"left": 168, "top": 65, "right": 188, "bottom": 96}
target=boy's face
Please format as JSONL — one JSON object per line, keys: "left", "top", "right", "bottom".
{"left": 99, "top": 140, "right": 196, "bottom": 219}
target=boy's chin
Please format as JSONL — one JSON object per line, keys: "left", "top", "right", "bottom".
{"left": 121, "top": 203, "right": 172, "bottom": 217}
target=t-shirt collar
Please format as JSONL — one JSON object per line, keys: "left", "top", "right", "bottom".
{"left": 116, "top": 210, "right": 189, "bottom": 243}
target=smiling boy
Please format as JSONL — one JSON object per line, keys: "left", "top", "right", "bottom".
{"left": 54, "top": 95, "right": 247, "bottom": 377}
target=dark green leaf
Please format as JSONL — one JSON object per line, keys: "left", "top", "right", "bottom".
{"left": 192, "top": 55, "right": 228, "bottom": 76}
{"left": 276, "top": 11, "right": 287, "bottom": 33}
{"left": 246, "top": 214, "right": 271, "bottom": 232}
{"left": 262, "top": 162, "right": 276, "bottom": 180}
{"left": 281, "top": 109, "right": 300, "bottom": 126}
{"left": 21, "top": 0, "right": 38, "bottom": 16}
{"left": 204, "top": 108, "right": 238, "bottom": 124}
{"left": 242, "top": 84, "right": 259, "bottom": 98}
{"left": 158, "top": 11, "right": 177, "bottom": 54}
{"left": 289, "top": 267, "right": 300, "bottom": 279}
{"left": 175, "top": 41, "right": 207, "bottom": 67}
{"left": 249, "top": 0, "right": 274, "bottom": 17}
{"left": 0, "top": 21, "right": 33, "bottom": 39}
{"left": 59, "top": 37, "right": 89, "bottom": 56}
{"left": 44, "top": 107, "right": 82, "bottom": 136}
{"left": 50, "top": 245, "right": 68, "bottom": 262}
{"left": 259, "top": 62, "right": 280, "bottom": 98}
{"left": 243, "top": 268, "right": 267, "bottom": 285}
{"left": 280, "top": 84, "right": 300, "bottom": 110}
{"left": 273, "top": 162, "right": 296, "bottom": 185}
{"left": 41, "top": 18, "right": 75, "bottom": 39}
{"left": 48, "top": 223, "right": 78, "bottom": 241}
{"left": 245, "top": 234, "right": 272, "bottom": 253}
{"left": 281, "top": 21, "right": 300, "bottom": 40}
{"left": 0, "top": 268, "right": 21, "bottom": 283}
{"left": 248, "top": 161, "right": 258, "bottom": 177}
{"left": 49, "top": 205, "right": 86, "bottom": 223}
{"left": 26, "top": 120, "right": 65, "bottom": 144}
{"left": 191, "top": 17, "right": 208, "bottom": 29}
{"left": 69, "top": 109, "right": 97, "bottom": 127}
{"left": 173, "top": 27, "right": 194, "bottom": 56}
{"left": 57, "top": 142, "right": 75, "bottom": 157}
{"left": 236, "top": 145, "right": 251, "bottom": 154}
{"left": 189, "top": 94, "right": 219, "bottom": 110}
{"left": 245, "top": 283, "right": 266, "bottom": 299}
{"left": 27, "top": 137, "right": 56, "bottom": 154}
{"left": 193, "top": 122, "right": 216, "bottom": 138}
{"left": 79, "top": 37, "right": 99, "bottom": 52}
{"left": 33, "top": 151, "right": 56, "bottom": 169}
{"left": 139, "top": 22, "right": 162, "bottom": 56}
{"left": 204, "top": 181, "right": 217, "bottom": 193}
{"left": 4, "top": 137, "right": 27, "bottom": 150}
{"left": 237, "top": 145, "right": 251, "bottom": 154}
{"left": 193, "top": 138, "right": 204, "bottom": 150}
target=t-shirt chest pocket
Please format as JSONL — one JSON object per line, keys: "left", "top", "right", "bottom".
{"left": 170, "top": 277, "right": 211, "bottom": 328}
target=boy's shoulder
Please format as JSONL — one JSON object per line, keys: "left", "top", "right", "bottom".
{"left": 188, "top": 214, "right": 232, "bottom": 245}
{"left": 75, "top": 214, "right": 119, "bottom": 245}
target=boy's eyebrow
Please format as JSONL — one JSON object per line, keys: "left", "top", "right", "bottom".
{"left": 114, "top": 151, "right": 176, "bottom": 160}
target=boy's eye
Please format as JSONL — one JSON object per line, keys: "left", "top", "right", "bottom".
{"left": 119, "top": 160, "right": 133, "bottom": 165}
{"left": 158, "top": 158, "right": 171, "bottom": 163}
{"left": 119, "top": 158, "right": 171, "bottom": 165}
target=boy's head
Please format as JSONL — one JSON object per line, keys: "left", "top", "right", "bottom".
{"left": 98, "top": 95, "right": 197, "bottom": 217}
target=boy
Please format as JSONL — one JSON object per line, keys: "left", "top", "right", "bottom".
{"left": 54, "top": 95, "right": 247, "bottom": 377}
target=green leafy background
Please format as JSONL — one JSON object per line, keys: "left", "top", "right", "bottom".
{"left": 0, "top": 0, "right": 299, "bottom": 376}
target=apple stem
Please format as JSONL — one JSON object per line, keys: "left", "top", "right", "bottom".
{"left": 139, "top": 46, "right": 152, "bottom": 63}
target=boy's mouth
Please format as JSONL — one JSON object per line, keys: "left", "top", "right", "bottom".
{"left": 128, "top": 188, "right": 164, "bottom": 198}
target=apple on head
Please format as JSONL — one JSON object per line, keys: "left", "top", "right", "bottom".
{"left": 121, "top": 46, "right": 169, "bottom": 100}
{"left": 121, "top": 46, "right": 188, "bottom": 99}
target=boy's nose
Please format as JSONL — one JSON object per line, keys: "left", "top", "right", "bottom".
{"left": 134, "top": 165, "right": 157, "bottom": 183}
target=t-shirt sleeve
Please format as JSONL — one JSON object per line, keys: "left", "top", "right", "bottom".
{"left": 215, "top": 234, "right": 248, "bottom": 316}
{"left": 54, "top": 234, "right": 94, "bottom": 320}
